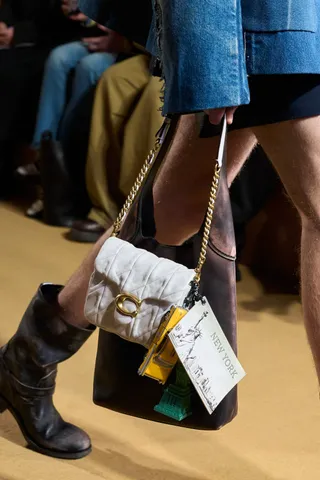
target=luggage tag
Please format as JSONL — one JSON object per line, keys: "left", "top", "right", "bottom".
{"left": 169, "top": 298, "right": 246, "bottom": 414}
{"left": 138, "top": 306, "right": 188, "bottom": 384}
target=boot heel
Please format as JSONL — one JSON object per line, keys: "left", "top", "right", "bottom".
{"left": 0, "top": 396, "right": 8, "bottom": 413}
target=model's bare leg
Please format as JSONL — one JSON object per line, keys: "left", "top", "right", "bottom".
{"left": 253, "top": 117, "right": 320, "bottom": 382}
{"left": 153, "top": 115, "right": 256, "bottom": 244}
{"left": 226, "top": 129, "right": 258, "bottom": 187}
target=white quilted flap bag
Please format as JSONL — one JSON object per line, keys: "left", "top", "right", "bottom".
{"left": 85, "top": 237, "right": 194, "bottom": 348}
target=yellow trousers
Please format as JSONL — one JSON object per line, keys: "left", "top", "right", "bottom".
{"left": 86, "top": 55, "right": 163, "bottom": 228}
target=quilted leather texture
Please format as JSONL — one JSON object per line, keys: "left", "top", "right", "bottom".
{"left": 85, "top": 237, "right": 194, "bottom": 347}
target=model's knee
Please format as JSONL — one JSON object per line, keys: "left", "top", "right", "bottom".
{"left": 298, "top": 203, "right": 320, "bottom": 231}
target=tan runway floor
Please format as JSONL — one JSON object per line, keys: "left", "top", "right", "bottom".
{"left": 0, "top": 202, "right": 319, "bottom": 480}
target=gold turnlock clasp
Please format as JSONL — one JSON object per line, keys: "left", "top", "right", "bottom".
{"left": 115, "top": 293, "right": 142, "bottom": 318}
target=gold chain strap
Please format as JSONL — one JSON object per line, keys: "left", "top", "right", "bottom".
{"left": 112, "top": 137, "right": 161, "bottom": 236}
{"left": 111, "top": 123, "right": 223, "bottom": 286}
{"left": 194, "top": 162, "right": 221, "bottom": 284}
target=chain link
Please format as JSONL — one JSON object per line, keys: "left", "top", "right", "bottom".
{"left": 112, "top": 138, "right": 161, "bottom": 236}
{"left": 194, "top": 162, "right": 221, "bottom": 284}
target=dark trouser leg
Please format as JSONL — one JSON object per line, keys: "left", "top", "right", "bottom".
{"left": 0, "top": 47, "right": 49, "bottom": 197}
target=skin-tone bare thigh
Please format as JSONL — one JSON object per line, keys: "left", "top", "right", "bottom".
{"left": 253, "top": 116, "right": 320, "bottom": 381}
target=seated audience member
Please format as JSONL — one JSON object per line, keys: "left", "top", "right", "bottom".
{"left": 68, "top": 53, "right": 164, "bottom": 242}
{"left": 23, "top": 10, "right": 130, "bottom": 222}
{"left": 0, "top": 0, "right": 89, "bottom": 197}
{"left": 31, "top": 22, "right": 128, "bottom": 150}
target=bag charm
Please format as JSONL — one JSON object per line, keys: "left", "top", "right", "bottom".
{"left": 138, "top": 306, "right": 188, "bottom": 384}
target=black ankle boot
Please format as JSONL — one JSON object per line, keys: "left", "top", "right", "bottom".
{"left": 0, "top": 284, "right": 95, "bottom": 459}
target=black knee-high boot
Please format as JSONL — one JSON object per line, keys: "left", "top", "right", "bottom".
{"left": 0, "top": 284, "right": 95, "bottom": 459}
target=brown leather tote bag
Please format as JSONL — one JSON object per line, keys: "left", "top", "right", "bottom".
{"left": 93, "top": 115, "right": 238, "bottom": 430}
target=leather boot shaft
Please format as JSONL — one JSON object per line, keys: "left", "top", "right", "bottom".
{"left": 4, "top": 283, "right": 94, "bottom": 386}
{"left": 0, "top": 284, "right": 95, "bottom": 459}
{"left": 40, "top": 133, "right": 80, "bottom": 227}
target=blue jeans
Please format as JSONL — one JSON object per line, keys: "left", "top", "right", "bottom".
{"left": 33, "top": 42, "right": 116, "bottom": 147}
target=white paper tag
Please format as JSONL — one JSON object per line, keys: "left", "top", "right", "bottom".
{"left": 169, "top": 298, "right": 246, "bottom": 414}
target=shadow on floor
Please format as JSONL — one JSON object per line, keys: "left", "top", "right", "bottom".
{"left": 240, "top": 293, "right": 300, "bottom": 319}
{"left": 0, "top": 392, "right": 290, "bottom": 480}
{"left": 89, "top": 448, "right": 207, "bottom": 480}
{"left": 79, "top": 423, "right": 286, "bottom": 480}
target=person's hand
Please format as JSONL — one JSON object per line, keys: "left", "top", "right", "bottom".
{"left": 83, "top": 36, "right": 112, "bottom": 53}
{"left": 205, "top": 107, "right": 238, "bottom": 125}
{"left": 61, "top": 0, "right": 87, "bottom": 22}
{"left": 0, "top": 23, "right": 14, "bottom": 47}
{"left": 68, "top": 12, "right": 87, "bottom": 22}
{"left": 61, "top": 0, "right": 70, "bottom": 15}
{"left": 97, "top": 24, "right": 107, "bottom": 32}
{"left": 84, "top": 31, "right": 129, "bottom": 53}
